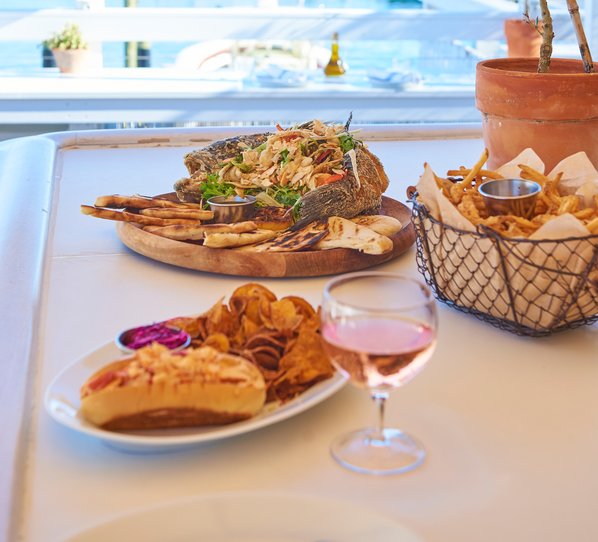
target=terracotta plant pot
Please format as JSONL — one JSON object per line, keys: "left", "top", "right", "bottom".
{"left": 476, "top": 58, "right": 598, "bottom": 172}
{"left": 504, "top": 19, "right": 542, "bottom": 58}
{"left": 51, "top": 49, "right": 93, "bottom": 74}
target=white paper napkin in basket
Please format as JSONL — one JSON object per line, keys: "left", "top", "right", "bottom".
{"left": 255, "top": 65, "right": 307, "bottom": 87}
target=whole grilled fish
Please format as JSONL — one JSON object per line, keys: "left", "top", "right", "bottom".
{"left": 292, "top": 145, "right": 389, "bottom": 229}
{"left": 174, "top": 130, "right": 389, "bottom": 227}
{"left": 175, "top": 133, "right": 270, "bottom": 202}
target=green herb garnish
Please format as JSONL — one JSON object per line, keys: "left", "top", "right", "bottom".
{"left": 269, "top": 185, "right": 302, "bottom": 208}
{"left": 290, "top": 199, "right": 302, "bottom": 222}
{"left": 280, "top": 149, "right": 290, "bottom": 165}
{"left": 230, "top": 154, "right": 254, "bottom": 173}
{"left": 338, "top": 133, "right": 355, "bottom": 153}
{"left": 199, "top": 176, "right": 236, "bottom": 207}
{"left": 234, "top": 161, "right": 254, "bottom": 173}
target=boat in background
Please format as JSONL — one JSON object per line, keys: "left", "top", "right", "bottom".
{"left": 174, "top": 39, "right": 330, "bottom": 73}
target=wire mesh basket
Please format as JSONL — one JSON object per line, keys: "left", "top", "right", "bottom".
{"left": 409, "top": 191, "right": 598, "bottom": 337}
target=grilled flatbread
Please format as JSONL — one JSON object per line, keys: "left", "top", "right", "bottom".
{"left": 203, "top": 229, "right": 278, "bottom": 248}
{"left": 260, "top": 223, "right": 328, "bottom": 252}
{"left": 146, "top": 221, "right": 258, "bottom": 241}
{"left": 350, "top": 215, "right": 402, "bottom": 236}
{"left": 315, "top": 216, "right": 393, "bottom": 255}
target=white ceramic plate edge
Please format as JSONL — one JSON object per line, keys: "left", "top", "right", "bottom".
{"left": 62, "top": 491, "right": 422, "bottom": 542}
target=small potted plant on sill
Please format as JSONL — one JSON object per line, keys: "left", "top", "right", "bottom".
{"left": 476, "top": 0, "right": 598, "bottom": 172}
{"left": 43, "top": 22, "right": 91, "bottom": 74}
{"left": 504, "top": 0, "right": 543, "bottom": 57}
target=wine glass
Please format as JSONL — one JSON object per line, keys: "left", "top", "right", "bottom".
{"left": 321, "top": 272, "right": 438, "bottom": 475}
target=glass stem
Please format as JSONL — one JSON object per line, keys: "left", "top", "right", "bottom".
{"left": 371, "top": 390, "right": 389, "bottom": 442}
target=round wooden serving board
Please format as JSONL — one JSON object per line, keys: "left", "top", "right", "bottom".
{"left": 117, "top": 195, "right": 415, "bottom": 277}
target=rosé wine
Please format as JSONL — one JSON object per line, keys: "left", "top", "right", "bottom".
{"left": 322, "top": 317, "right": 436, "bottom": 390}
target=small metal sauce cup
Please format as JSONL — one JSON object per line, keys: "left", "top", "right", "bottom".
{"left": 478, "top": 178, "right": 541, "bottom": 219}
{"left": 115, "top": 325, "right": 191, "bottom": 355}
{"left": 207, "top": 195, "right": 257, "bottom": 223}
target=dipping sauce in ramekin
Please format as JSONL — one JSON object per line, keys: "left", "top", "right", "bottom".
{"left": 116, "top": 323, "right": 191, "bottom": 354}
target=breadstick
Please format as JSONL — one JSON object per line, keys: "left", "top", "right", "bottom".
{"left": 81, "top": 205, "right": 201, "bottom": 226}
{"left": 94, "top": 194, "right": 202, "bottom": 210}
{"left": 139, "top": 207, "right": 213, "bottom": 220}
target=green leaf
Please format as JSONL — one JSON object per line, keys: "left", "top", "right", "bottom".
{"left": 198, "top": 177, "right": 237, "bottom": 207}
{"left": 269, "top": 185, "right": 302, "bottom": 208}
{"left": 231, "top": 156, "right": 254, "bottom": 173}
{"left": 254, "top": 142, "right": 267, "bottom": 152}
{"left": 338, "top": 134, "right": 355, "bottom": 153}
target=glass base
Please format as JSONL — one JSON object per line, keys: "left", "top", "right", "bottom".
{"left": 330, "top": 427, "right": 425, "bottom": 475}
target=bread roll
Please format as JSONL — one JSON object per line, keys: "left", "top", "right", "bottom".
{"left": 80, "top": 344, "right": 266, "bottom": 431}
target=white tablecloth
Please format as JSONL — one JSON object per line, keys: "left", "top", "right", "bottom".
{"left": 3, "top": 124, "right": 598, "bottom": 542}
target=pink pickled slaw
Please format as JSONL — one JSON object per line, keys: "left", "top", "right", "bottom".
{"left": 121, "top": 323, "right": 189, "bottom": 351}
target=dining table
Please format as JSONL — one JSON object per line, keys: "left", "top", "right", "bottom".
{"left": 2, "top": 123, "right": 598, "bottom": 542}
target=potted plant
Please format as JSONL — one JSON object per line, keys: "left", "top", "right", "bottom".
{"left": 43, "top": 23, "right": 92, "bottom": 74}
{"left": 476, "top": 0, "right": 598, "bottom": 172}
{"left": 504, "top": 0, "right": 543, "bottom": 57}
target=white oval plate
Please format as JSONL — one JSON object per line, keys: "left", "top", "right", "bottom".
{"left": 45, "top": 341, "right": 346, "bottom": 453}
{"left": 64, "top": 492, "right": 421, "bottom": 542}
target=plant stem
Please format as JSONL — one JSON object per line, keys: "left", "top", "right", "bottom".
{"left": 566, "top": 0, "right": 595, "bottom": 73}
{"left": 537, "top": 0, "right": 554, "bottom": 73}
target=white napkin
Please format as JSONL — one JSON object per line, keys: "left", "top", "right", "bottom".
{"left": 367, "top": 68, "right": 421, "bottom": 89}
{"left": 255, "top": 65, "right": 307, "bottom": 87}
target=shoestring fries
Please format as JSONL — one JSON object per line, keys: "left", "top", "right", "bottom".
{"left": 433, "top": 149, "right": 598, "bottom": 238}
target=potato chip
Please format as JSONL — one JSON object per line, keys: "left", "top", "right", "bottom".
{"left": 203, "top": 332, "right": 230, "bottom": 352}
{"left": 205, "top": 299, "right": 239, "bottom": 338}
{"left": 162, "top": 316, "right": 205, "bottom": 339}
{"left": 280, "top": 295, "right": 317, "bottom": 319}
{"left": 268, "top": 299, "right": 303, "bottom": 332}
{"left": 230, "top": 283, "right": 278, "bottom": 325}
{"left": 230, "top": 283, "right": 277, "bottom": 304}
{"left": 233, "top": 315, "right": 260, "bottom": 346}
{"left": 270, "top": 326, "right": 334, "bottom": 402}
{"left": 245, "top": 331, "right": 286, "bottom": 351}
{"left": 168, "top": 283, "right": 334, "bottom": 404}
{"left": 250, "top": 345, "right": 282, "bottom": 371}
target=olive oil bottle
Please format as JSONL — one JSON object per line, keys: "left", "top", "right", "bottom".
{"left": 324, "top": 32, "right": 346, "bottom": 77}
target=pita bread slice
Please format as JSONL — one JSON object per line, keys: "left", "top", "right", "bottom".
{"left": 203, "top": 229, "right": 278, "bottom": 248}
{"left": 350, "top": 215, "right": 402, "bottom": 236}
{"left": 147, "top": 221, "right": 257, "bottom": 241}
{"left": 315, "top": 216, "right": 393, "bottom": 255}
{"left": 265, "top": 223, "right": 328, "bottom": 252}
